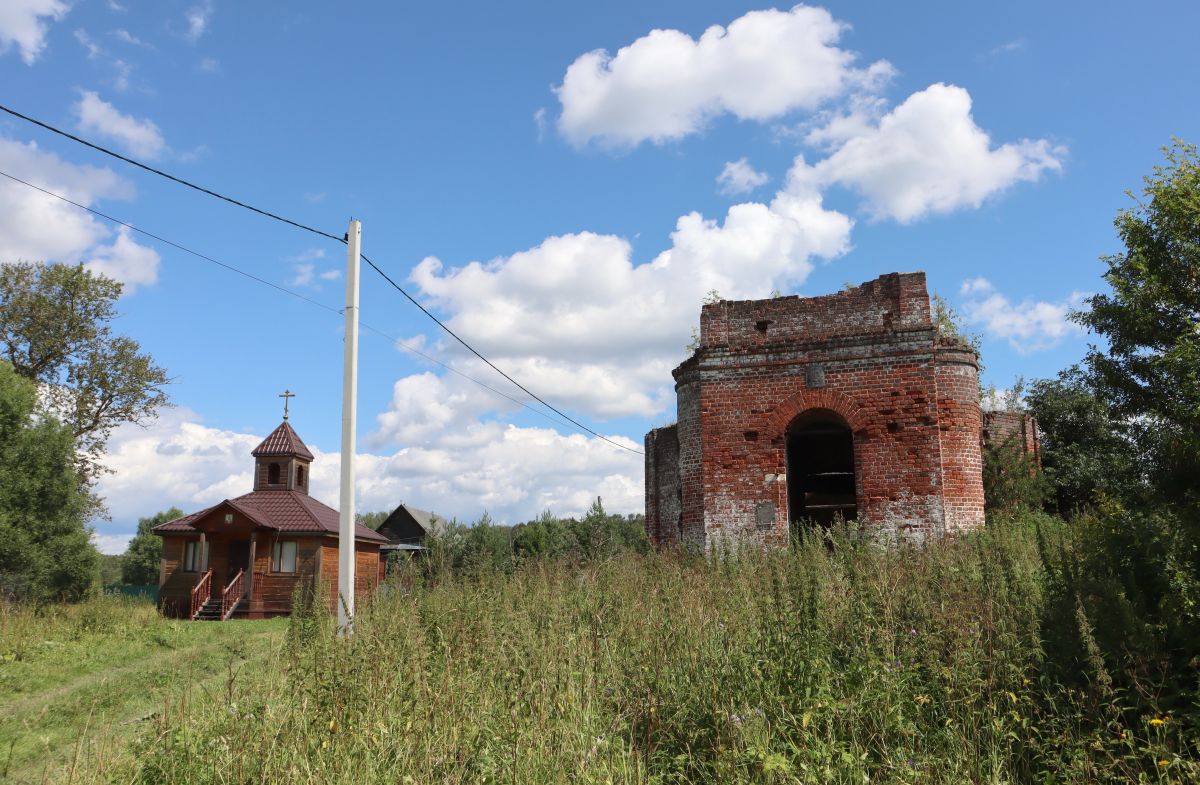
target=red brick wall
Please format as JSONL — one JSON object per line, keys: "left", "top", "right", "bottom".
{"left": 645, "top": 424, "right": 681, "bottom": 546}
{"left": 982, "top": 411, "right": 1041, "bottom": 463}
{"left": 647, "top": 272, "right": 987, "bottom": 550}
{"left": 936, "top": 345, "right": 986, "bottom": 532}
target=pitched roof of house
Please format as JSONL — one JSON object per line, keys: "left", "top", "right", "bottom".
{"left": 250, "top": 421, "right": 314, "bottom": 460}
{"left": 153, "top": 489, "right": 386, "bottom": 542}
{"left": 400, "top": 505, "right": 443, "bottom": 535}
{"left": 374, "top": 504, "right": 446, "bottom": 547}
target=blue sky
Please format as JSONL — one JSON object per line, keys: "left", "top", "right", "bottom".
{"left": 1, "top": 1, "right": 1196, "bottom": 552}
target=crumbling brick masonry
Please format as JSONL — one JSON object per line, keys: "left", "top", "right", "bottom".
{"left": 981, "top": 410, "right": 1041, "bottom": 463}
{"left": 645, "top": 272, "right": 987, "bottom": 550}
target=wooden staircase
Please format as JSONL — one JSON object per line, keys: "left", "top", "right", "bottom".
{"left": 193, "top": 597, "right": 245, "bottom": 620}
{"left": 189, "top": 568, "right": 246, "bottom": 621}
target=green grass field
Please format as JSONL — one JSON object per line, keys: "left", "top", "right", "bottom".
{"left": 0, "top": 597, "right": 285, "bottom": 784}
{"left": 2, "top": 514, "right": 1197, "bottom": 783}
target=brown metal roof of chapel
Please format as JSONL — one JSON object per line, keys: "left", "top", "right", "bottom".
{"left": 250, "top": 420, "right": 314, "bottom": 460}
{"left": 153, "top": 490, "right": 386, "bottom": 542}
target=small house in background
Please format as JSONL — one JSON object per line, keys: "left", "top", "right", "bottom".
{"left": 153, "top": 416, "right": 387, "bottom": 620}
{"left": 374, "top": 504, "right": 446, "bottom": 561}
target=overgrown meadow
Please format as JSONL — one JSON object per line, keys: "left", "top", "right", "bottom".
{"left": 67, "top": 512, "right": 1194, "bottom": 784}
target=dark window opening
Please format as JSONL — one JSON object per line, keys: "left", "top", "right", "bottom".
{"left": 267, "top": 462, "right": 281, "bottom": 485}
{"left": 786, "top": 409, "right": 857, "bottom": 528}
{"left": 271, "top": 540, "right": 297, "bottom": 573}
{"left": 755, "top": 319, "right": 772, "bottom": 333}
{"left": 296, "top": 465, "right": 306, "bottom": 487}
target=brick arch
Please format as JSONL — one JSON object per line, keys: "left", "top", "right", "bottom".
{"left": 765, "top": 388, "right": 870, "bottom": 443}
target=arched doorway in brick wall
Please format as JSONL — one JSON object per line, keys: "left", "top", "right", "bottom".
{"left": 785, "top": 409, "right": 858, "bottom": 527}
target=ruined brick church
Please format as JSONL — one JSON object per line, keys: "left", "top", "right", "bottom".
{"left": 645, "top": 272, "right": 989, "bottom": 549}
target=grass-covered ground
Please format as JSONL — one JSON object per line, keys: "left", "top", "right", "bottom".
{"left": 0, "top": 597, "right": 285, "bottom": 783}
{"left": 2, "top": 514, "right": 1197, "bottom": 783}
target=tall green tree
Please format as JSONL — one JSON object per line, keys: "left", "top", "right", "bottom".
{"left": 1048, "top": 141, "right": 1200, "bottom": 700}
{"left": 0, "top": 262, "right": 170, "bottom": 506}
{"left": 1076, "top": 139, "right": 1200, "bottom": 503}
{"left": 121, "top": 507, "right": 183, "bottom": 585}
{"left": 1024, "top": 368, "right": 1139, "bottom": 515}
{"left": 0, "top": 361, "right": 97, "bottom": 601}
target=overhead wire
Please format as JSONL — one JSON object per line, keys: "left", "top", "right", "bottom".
{"left": 0, "top": 102, "right": 343, "bottom": 243}
{"left": 0, "top": 168, "right": 585, "bottom": 436}
{"left": 0, "top": 169, "right": 341, "bottom": 316}
{"left": 0, "top": 103, "right": 643, "bottom": 454}
{"left": 359, "top": 253, "right": 642, "bottom": 455}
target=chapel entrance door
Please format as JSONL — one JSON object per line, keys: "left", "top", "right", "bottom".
{"left": 227, "top": 540, "right": 250, "bottom": 585}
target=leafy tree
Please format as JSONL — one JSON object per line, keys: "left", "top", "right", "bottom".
{"left": 1046, "top": 141, "right": 1200, "bottom": 703}
{"left": 0, "top": 262, "right": 170, "bottom": 504}
{"left": 1075, "top": 139, "right": 1200, "bottom": 504}
{"left": 512, "top": 510, "right": 574, "bottom": 559}
{"left": 0, "top": 361, "right": 97, "bottom": 602}
{"left": 568, "top": 498, "right": 649, "bottom": 560}
{"left": 1024, "top": 368, "right": 1139, "bottom": 515}
{"left": 982, "top": 435, "right": 1050, "bottom": 513}
{"left": 356, "top": 510, "right": 390, "bottom": 531}
{"left": 121, "top": 507, "right": 183, "bottom": 585}
{"left": 455, "top": 512, "right": 514, "bottom": 574}
{"left": 99, "top": 553, "right": 123, "bottom": 585}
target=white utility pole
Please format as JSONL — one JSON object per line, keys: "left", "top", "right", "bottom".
{"left": 337, "top": 218, "right": 361, "bottom": 637}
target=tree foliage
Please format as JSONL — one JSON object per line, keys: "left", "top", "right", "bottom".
{"left": 0, "top": 262, "right": 170, "bottom": 502}
{"left": 121, "top": 507, "right": 183, "bottom": 585}
{"left": 356, "top": 510, "right": 390, "bottom": 531}
{"left": 415, "top": 501, "right": 649, "bottom": 581}
{"left": 982, "top": 435, "right": 1050, "bottom": 514}
{"left": 0, "top": 361, "right": 97, "bottom": 602}
{"left": 1029, "top": 141, "right": 1200, "bottom": 712}
{"left": 1076, "top": 139, "right": 1200, "bottom": 503}
{"left": 1024, "top": 368, "right": 1139, "bottom": 516}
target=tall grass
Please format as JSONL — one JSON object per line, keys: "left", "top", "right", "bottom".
{"left": 89, "top": 514, "right": 1199, "bottom": 783}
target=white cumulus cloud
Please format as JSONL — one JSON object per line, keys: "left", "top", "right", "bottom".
{"left": 74, "top": 91, "right": 167, "bottom": 160}
{"left": 0, "top": 137, "right": 130, "bottom": 262}
{"left": 407, "top": 161, "right": 851, "bottom": 419}
{"left": 0, "top": 136, "right": 160, "bottom": 293}
{"left": 556, "top": 4, "right": 893, "bottom": 148}
{"left": 84, "top": 225, "right": 160, "bottom": 293}
{"left": 797, "top": 83, "right": 1064, "bottom": 223}
{"left": 0, "top": 0, "right": 68, "bottom": 64}
{"left": 717, "top": 158, "right": 770, "bottom": 195}
{"left": 92, "top": 532, "right": 134, "bottom": 555}
{"left": 960, "top": 277, "right": 1086, "bottom": 353}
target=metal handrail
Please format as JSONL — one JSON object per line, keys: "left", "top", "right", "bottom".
{"left": 190, "top": 570, "right": 212, "bottom": 619}
{"left": 221, "top": 569, "right": 245, "bottom": 620}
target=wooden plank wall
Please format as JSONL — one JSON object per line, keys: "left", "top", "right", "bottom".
{"left": 160, "top": 535, "right": 380, "bottom": 618}
{"left": 317, "top": 541, "right": 382, "bottom": 614}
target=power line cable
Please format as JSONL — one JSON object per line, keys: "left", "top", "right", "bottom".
{"left": 360, "top": 253, "right": 642, "bottom": 455}
{"left": 0, "top": 167, "right": 585, "bottom": 436}
{"left": 0, "top": 103, "right": 643, "bottom": 455}
{"left": 0, "top": 168, "right": 341, "bottom": 314}
{"left": 0, "top": 102, "right": 343, "bottom": 243}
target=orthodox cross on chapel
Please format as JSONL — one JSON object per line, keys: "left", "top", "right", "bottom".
{"left": 279, "top": 389, "right": 295, "bottom": 420}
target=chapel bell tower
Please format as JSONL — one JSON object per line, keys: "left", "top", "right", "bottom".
{"left": 251, "top": 390, "right": 314, "bottom": 494}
